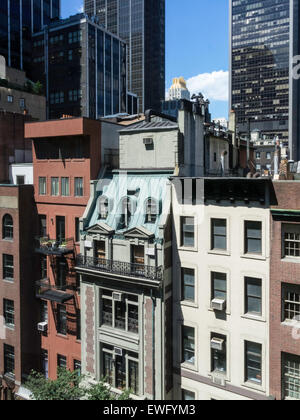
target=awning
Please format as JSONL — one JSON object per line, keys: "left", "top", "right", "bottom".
{"left": 36, "top": 289, "right": 74, "bottom": 304}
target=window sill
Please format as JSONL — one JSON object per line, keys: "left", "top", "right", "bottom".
{"left": 241, "top": 314, "right": 266, "bottom": 323}
{"left": 208, "top": 250, "right": 230, "bottom": 257}
{"left": 181, "top": 362, "right": 198, "bottom": 373}
{"left": 241, "top": 381, "right": 264, "bottom": 393}
{"left": 5, "top": 325, "right": 15, "bottom": 331}
{"left": 99, "top": 326, "right": 140, "bottom": 344}
{"left": 56, "top": 333, "right": 68, "bottom": 340}
{"left": 3, "top": 279, "right": 14, "bottom": 284}
{"left": 240, "top": 254, "right": 266, "bottom": 261}
{"left": 181, "top": 301, "right": 198, "bottom": 309}
{"left": 178, "top": 246, "right": 198, "bottom": 253}
{"left": 281, "top": 257, "right": 300, "bottom": 264}
{"left": 281, "top": 320, "right": 300, "bottom": 328}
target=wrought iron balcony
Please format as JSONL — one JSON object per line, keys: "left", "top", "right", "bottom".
{"left": 76, "top": 255, "right": 163, "bottom": 281}
{"left": 35, "top": 279, "right": 75, "bottom": 303}
{"left": 35, "top": 236, "right": 75, "bottom": 256}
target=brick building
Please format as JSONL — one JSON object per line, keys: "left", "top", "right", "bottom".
{"left": 25, "top": 117, "right": 103, "bottom": 380}
{"left": 270, "top": 181, "right": 300, "bottom": 400}
{"left": 0, "top": 185, "right": 39, "bottom": 400}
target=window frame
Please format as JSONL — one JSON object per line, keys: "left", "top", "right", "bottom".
{"left": 245, "top": 341, "right": 262, "bottom": 386}
{"left": 244, "top": 220, "right": 262, "bottom": 256}
{"left": 3, "top": 254, "right": 14, "bottom": 281}
{"left": 245, "top": 277, "right": 262, "bottom": 317}
{"left": 74, "top": 177, "right": 84, "bottom": 197}
{"left": 3, "top": 214, "right": 13, "bottom": 240}
{"left": 3, "top": 299, "right": 15, "bottom": 328}
{"left": 211, "top": 218, "right": 227, "bottom": 251}
{"left": 180, "top": 216, "right": 195, "bottom": 248}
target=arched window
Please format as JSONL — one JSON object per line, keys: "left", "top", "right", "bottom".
{"left": 98, "top": 196, "right": 109, "bottom": 220}
{"left": 119, "top": 197, "right": 134, "bottom": 229}
{"left": 3, "top": 214, "right": 13, "bottom": 240}
{"left": 145, "top": 198, "right": 159, "bottom": 223}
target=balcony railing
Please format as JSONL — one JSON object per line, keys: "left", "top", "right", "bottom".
{"left": 35, "top": 236, "right": 75, "bottom": 256}
{"left": 76, "top": 255, "right": 163, "bottom": 281}
{"left": 35, "top": 279, "right": 75, "bottom": 303}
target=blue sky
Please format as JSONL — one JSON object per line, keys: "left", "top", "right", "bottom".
{"left": 61, "top": 0, "right": 229, "bottom": 119}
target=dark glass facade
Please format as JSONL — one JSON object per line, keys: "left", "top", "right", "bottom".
{"left": 84, "top": 0, "right": 165, "bottom": 113}
{"left": 0, "top": 0, "right": 60, "bottom": 71}
{"left": 230, "top": 0, "right": 290, "bottom": 141}
{"left": 31, "top": 15, "right": 127, "bottom": 119}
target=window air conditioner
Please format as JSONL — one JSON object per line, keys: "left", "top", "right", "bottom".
{"left": 211, "top": 298, "right": 226, "bottom": 312}
{"left": 114, "top": 347, "right": 123, "bottom": 356}
{"left": 112, "top": 292, "right": 123, "bottom": 302}
{"left": 211, "top": 338, "right": 225, "bottom": 352}
{"left": 37, "top": 322, "right": 48, "bottom": 333}
{"left": 211, "top": 372, "right": 226, "bottom": 387}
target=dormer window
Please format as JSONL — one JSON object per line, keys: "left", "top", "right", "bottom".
{"left": 98, "top": 196, "right": 109, "bottom": 220}
{"left": 119, "top": 197, "right": 133, "bottom": 229}
{"left": 145, "top": 198, "right": 158, "bottom": 223}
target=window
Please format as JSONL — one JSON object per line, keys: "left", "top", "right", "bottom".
{"left": 61, "top": 178, "right": 70, "bottom": 197}
{"left": 51, "top": 177, "right": 59, "bottom": 196}
{"left": 283, "top": 225, "right": 300, "bottom": 258}
{"left": 145, "top": 198, "right": 158, "bottom": 223}
{"left": 39, "top": 215, "right": 47, "bottom": 237}
{"left": 266, "top": 152, "right": 271, "bottom": 160}
{"left": 182, "top": 326, "right": 195, "bottom": 365}
{"left": 74, "top": 178, "right": 83, "bottom": 197}
{"left": 132, "top": 245, "right": 144, "bottom": 265}
{"left": 245, "top": 342, "right": 262, "bottom": 385}
{"left": 39, "top": 177, "right": 47, "bottom": 195}
{"left": 256, "top": 152, "right": 261, "bottom": 160}
{"left": 119, "top": 197, "right": 133, "bottom": 229}
{"left": 75, "top": 218, "right": 80, "bottom": 243}
{"left": 245, "top": 277, "right": 262, "bottom": 316}
{"left": 3, "top": 299, "right": 14, "bottom": 328}
{"left": 57, "top": 304, "right": 67, "bottom": 335}
{"left": 57, "top": 354, "right": 67, "bottom": 369}
{"left": 98, "top": 196, "right": 109, "bottom": 220}
{"left": 283, "top": 353, "right": 300, "bottom": 400}
{"left": 3, "top": 254, "right": 14, "bottom": 280}
{"left": 211, "top": 272, "right": 227, "bottom": 301}
{"left": 211, "top": 334, "right": 227, "bottom": 374}
{"left": 181, "top": 217, "right": 195, "bottom": 248}
{"left": 41, "top": 301, "right": 48, "bottom": 323}
{"left": 245, "top": 221, "right": 262, "bottom": 255}
{"left": 4, "top": 344, "right": 14, "bottom": 377}
{"left": 16, "top": 175, "right": 25, "bottom": 185}
{"left": 282, "top": 284, "right": 300, "bottom": 322}
{"left": 3, "top": 214, "right": 13, "bottom": 240}
{"left": 19, "top": 98, "right": 25, "bottom": 109}
{"left": 101, "top": 346, "right": 139, "bottom": 395}
{"left": 40, "top": 255, "right": 47, "bottom": 279}
{"left": 7, "top": 95, "right": 13, "bottom": 103}
{"left": 182, "top": 390, "right": 195, "bottom": 400}
{"left": 181, "top": 268, "right": 195, "bottom": 302}
{"left": 57, "top": 259, "right": 67, "bottom": 289}
{"left": 100, "top": 291, "right": 139, "bottom": 334}
{"left": 95, "top": 241, "right": 106, "bottom": 261}
{"left": 56, "top": 216, "right": 65, "bottom": 241}
{"left": 42, "top": 350, "right": 49, "bottom": 379}
{"left": 68, "top": 50, "right": 73, "bottom": 61}
{"left": 211, "top": 219, "right": 227, "bottom": 251}
{"left": 74, "top": 360, "right": 81, "bottom": 375}
{"left": 76, "top": 309, "right": 81, "bottom": 341}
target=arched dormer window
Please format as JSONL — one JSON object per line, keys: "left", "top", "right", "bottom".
{"left": 3, "top": 214, "right": 13, "bottom": 240}
{"left": 98, "top": 196, "right": 110, "bottom": 220}
{"left": 145, "top": 198, "right": 159, "bottom": 223}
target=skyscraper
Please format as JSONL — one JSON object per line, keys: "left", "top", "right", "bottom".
{"left": 229, "top": 0, "right": 290, "bottom": 143}
{"left": 0, "top": 0, "right": 60, "bottom": 71}
{"left": 84, "top": 0, "right": 165, "bottom": 113}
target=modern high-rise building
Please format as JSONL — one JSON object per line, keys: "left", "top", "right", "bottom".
{"left": 229, "top": 0, "right": 290, "bottom": 143}
{"left": 84, "top": 0, "right": 165, "bottom": 113}
{"left": 0, "top": 0, "right": 60, "bottom": 71}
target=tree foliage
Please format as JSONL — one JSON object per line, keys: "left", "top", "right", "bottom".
{"left": 26, "top": 369, "right": 131, "bottom": 401}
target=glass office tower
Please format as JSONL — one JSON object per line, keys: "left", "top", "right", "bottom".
{"left": 230, "top": 0, "right": 290, "bottom": 142}
{"left": 84, "top": 0, "right": 165, "bottom": 113}
{"left": 0, "top": 0, "right": 60, "bottom": 71}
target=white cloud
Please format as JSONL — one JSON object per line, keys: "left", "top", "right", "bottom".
{"left": 186, "top": 70, "right": 229, "bottom": 102}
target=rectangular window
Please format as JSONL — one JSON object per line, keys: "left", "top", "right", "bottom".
{"left": 182, "top": 326, "right": 195, "bottom": 365}
{"left": 3, "top": 254, "right": 14, "bottom": 280}
{"left": 41, "top": 301, "right": 48, "bottom": 323}
{"left": 100, "top": 291, "right": 139, "bottom": 334}
{"left": 211, "top": 272, "right": 227, "bottom": 301}
{"left": 76, "top": 310, "right": 81, "bottom": 341}
{"left": 57, "top": 354, "right": 67, "bottom": 369}
{"left": 4, "top": 344, "right": 15, "bottom": 377}
{"left": 181, "top": 268, "right": 195, "bottom": 302}
{"left": 16, "top": 175, "right": 25, "bottom": 185}
{"left": 245, "top": 341, "right": 262, "bottom": 385}
{"left": 39, "top": 215, "right": 47, "bottom": 237}
{"left": 74, "top": 360, "right": 81, "bottom": 375}
{"left": 51, "top": 177, "right": 59, "bottom": 196}
{"left": 245, "top": 277, "right": 262, "bottom": 316}
{"left": 283, "top": 225, "right": 300, "bottom": 258}
{"left": 57, "top": 304, "right": 67, "bottom": 335}
{"left": 75, "top": 218, "right": 80, "bottom": 242}
{"left": 95, "top": 241, "right": 106, "bottom": 260}
{"left": 39, "top": 177, "right": 47, "bottom": 195}
{"left": 41, "top": 255, "right": 47, "bottom": 279}
{"left": 283, "top": 353, "right": 300, "bottom": 400}
{"left": 61, "top": 178, "right": 70, "bottom": 197}
{"left": 42, "top": 350, "right": 49, "bottom": 379}
{"left": 211, "top": 219, "right": 227, "bottom": 251}
{"left": 283, "top": 284, "right": 300, "bottom": 322}
{"left": 74, "top": 178, "right": 84, "bottom": 197}
{"left": 3, "top": 299, "right": 14, "bottom": 327}
{"left": 245, "top": 221, "right": 262, "bottom": 255}
{"left": 19, "top": 98, "right": 25, "bottom": 109}
{"left": 211, "top": 334, "right": 227, "bottom": 374}
{"left": 7, "top": 95, "right": 13, "bottom": 103}
{"left": 182, "top": 389, "right": 195, "bottom": 400}
{"left": 181, "top": 217, "right": 195, "bottom": 248}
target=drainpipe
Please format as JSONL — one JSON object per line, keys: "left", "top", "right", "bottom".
{"left": 150, "top": 289, "right": 156, "bottom": 400}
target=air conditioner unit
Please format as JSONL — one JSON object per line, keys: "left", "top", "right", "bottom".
{"left": 114, "top": 347, "right": 123, "bottom": 356}
{"left": 211, "top": 373, "right": 226, "bottom": 387}
{"left": 211, "top": 338, "right": 225, "bottom": 352}
{"left": 211, "top": 298, "right": 226, "bottom": 312}
{"left": 37, "top": 322, "right": 48, "bottom": 333}
{"left": 112, "top": 292, "right": 123, "bottom": 302}
{"left": 143, "top": 137, "right": 153, "bottom": 145}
